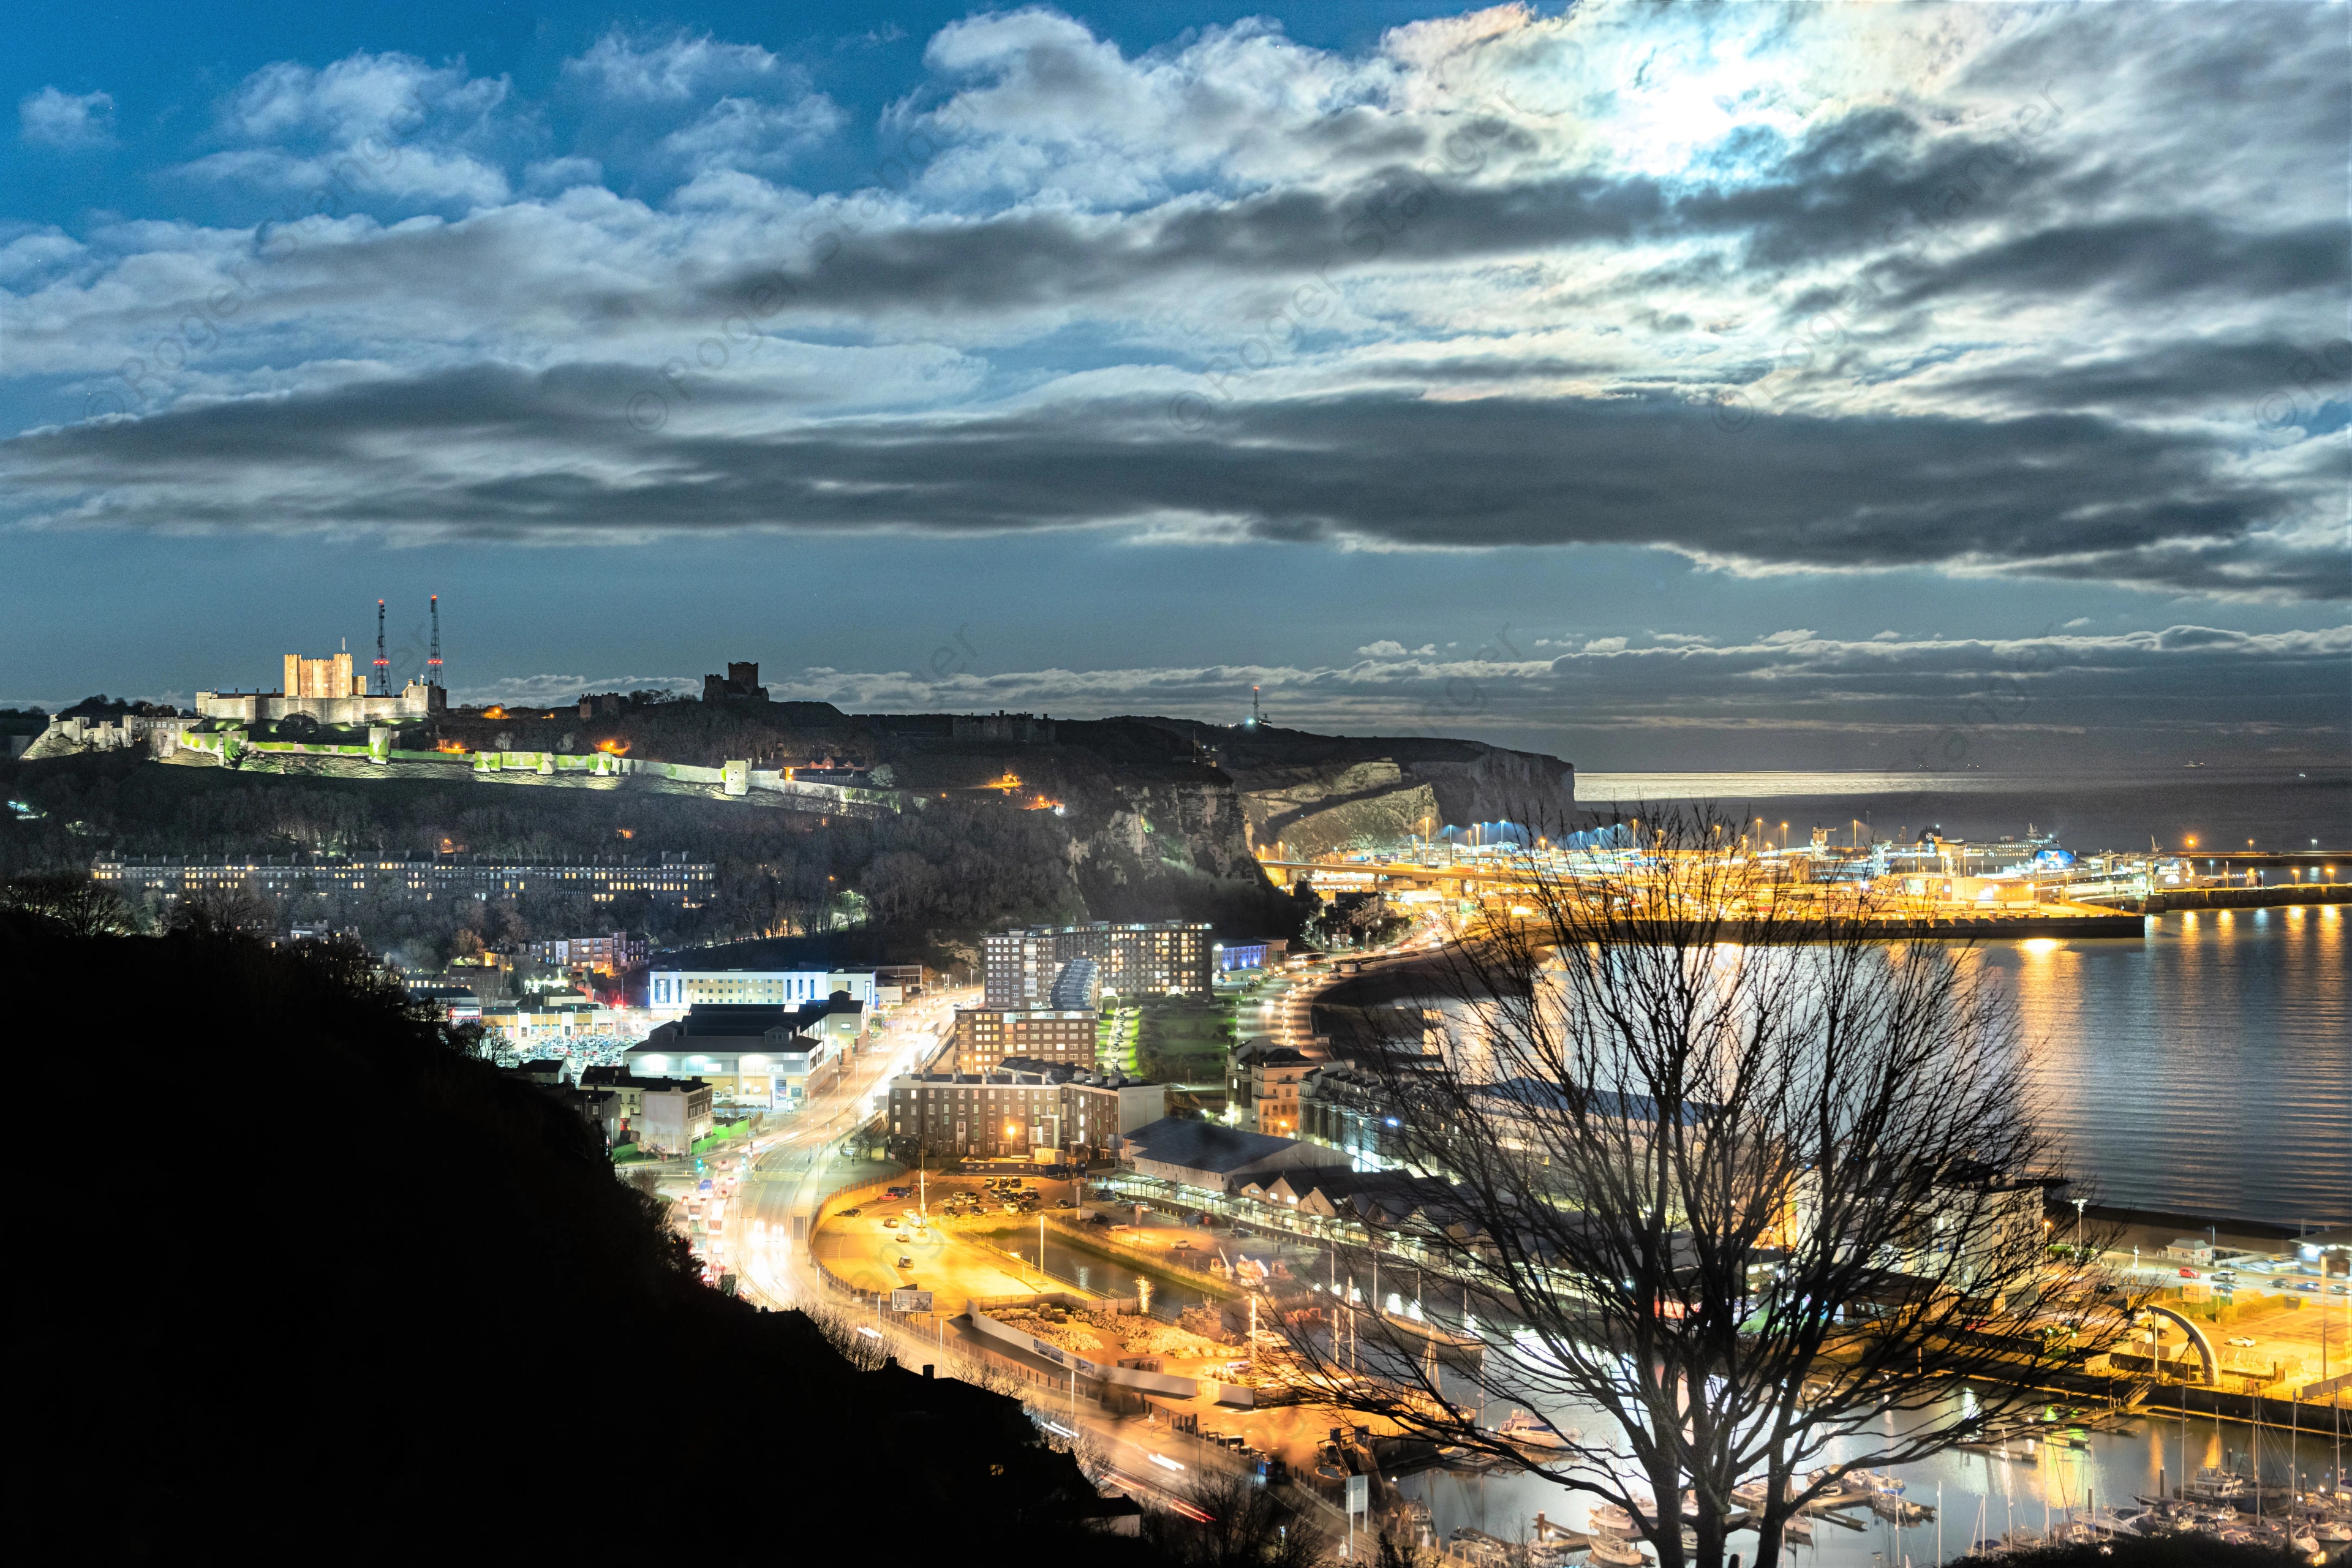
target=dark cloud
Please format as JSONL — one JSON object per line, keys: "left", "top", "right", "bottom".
{"left": 1877, "top": 217, "right": 2351, "bottom": 309}
{"left": 9, "top": 371, "right": 2342, "bottom": 598}
{"left": 1934, "top": 337, "right": 2350, "bottom": 413}
{"left": 682, "top": 106, "right": 2097, "bottom": 323}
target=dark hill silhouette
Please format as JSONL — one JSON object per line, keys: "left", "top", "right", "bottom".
{"left": 7, "top": 914, "right": 1160, "bottom": 1559}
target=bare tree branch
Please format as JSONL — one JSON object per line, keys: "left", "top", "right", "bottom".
{"left": 1279, "top": 804, "right": 2142, "bottom": 1568}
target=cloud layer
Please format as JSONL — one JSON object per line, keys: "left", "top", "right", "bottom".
{"left": 4, "top": 1, "right": 2347, "bottom": 605}
{"left": 445, "top": 623, "right": 2352, "bottom": 767}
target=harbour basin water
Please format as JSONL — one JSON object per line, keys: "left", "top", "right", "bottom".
{"left": 1400, "top": 1387, "right": 2352, "bottom": 1568}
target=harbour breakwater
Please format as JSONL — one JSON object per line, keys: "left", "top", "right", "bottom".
{"left": 2132, "top": 883, "right": 2351, "bottom": 912}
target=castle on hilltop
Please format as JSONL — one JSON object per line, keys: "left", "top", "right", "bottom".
{"left": 197, "top": 648, "right": 445, "bottom": 726}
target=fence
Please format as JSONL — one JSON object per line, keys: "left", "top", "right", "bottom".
{"left": 965, "top": 1296, "right": 1204, "bottom": 1399}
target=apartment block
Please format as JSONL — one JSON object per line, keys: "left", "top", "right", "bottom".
{"left": 982, "top": 919, "right": 1212, "bottom": 1007}
{"left": 885, "top": 1059, "right": 1163, "bottom": 1163}
{"left": 951, "top": 1008, "right": 1098, "bottom": 1075}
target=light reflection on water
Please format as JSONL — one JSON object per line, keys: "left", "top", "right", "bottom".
{"left": 1444, "top": 908, "right": 2349, "bottom": 1225}
{"left": 1399, "top": 1385, "right": 2350, "bottom": 1567}
{"left": 1389, "top": 913, "right": 2348, "bottom": 1556}
{"left": 1991, "top": 907, "right": 2349, "bottom": 1224}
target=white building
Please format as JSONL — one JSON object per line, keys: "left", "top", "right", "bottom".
{"left": 624, "top": 1039, "right": 834, "bottom": 1110}
{"left": 628, "top": 1000, "right": 868, "bottom": 1109}
{"left": 647, "top": 969, "right": 875, "bottom": 1014}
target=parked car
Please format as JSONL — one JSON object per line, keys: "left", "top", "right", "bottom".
{"left": 883, "top": 1218, "right": 900, "bottom": 1229}
{"left": 2179, "top": 1267, "right": 2199, "bottom": 1278}
{"left": 2226, "top": 1336, "right": 2259, "bottom": 1348}
{"left": 1056, "top": 1198, "right": 1077, "bottom": 1208}
{"left": 897, "top": 1256, "right": 913, "bottom": 1268}
{"left": 840, "top": 1207, "right": 862, "bottom": 1217}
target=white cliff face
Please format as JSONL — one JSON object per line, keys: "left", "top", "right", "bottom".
{"left": 1223, "top": 743, "right": 1575, "bottom": 858}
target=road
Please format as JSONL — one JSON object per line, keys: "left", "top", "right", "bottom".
{"left": 1246, "top": 924, "right": 1451, "bottom": 1061}
{"left": 2103, "top": 1256, "right": 2352, "bottom": 1391}
{"left": 693, "top": 983, "right": 974, "bottom": 1305}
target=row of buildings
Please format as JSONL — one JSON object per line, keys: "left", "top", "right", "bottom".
{"left": 476, "top": 990, "right": 876, "bottom": 1113}
{"left": 93, "top": 853, "right": 715, "bottom": 909}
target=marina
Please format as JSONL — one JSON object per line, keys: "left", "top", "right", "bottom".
{"left": 1392, "top": 1380, "right": 2352, "bottom": 1566}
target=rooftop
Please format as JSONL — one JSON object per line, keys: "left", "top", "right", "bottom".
{"left": 1123, "top": 1117, "right": 1302, "bottom": 1175}
{"left": 576, "top": 1066, "right": 708, "bottom": 1093}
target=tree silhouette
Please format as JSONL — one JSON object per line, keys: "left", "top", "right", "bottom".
{"left": 1292, "top": 805, "right": 2138, "bottom": 1568}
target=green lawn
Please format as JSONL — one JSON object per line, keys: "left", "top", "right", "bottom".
{"left": 1134, "top": 995, "right": 1235, "bottom": 1082}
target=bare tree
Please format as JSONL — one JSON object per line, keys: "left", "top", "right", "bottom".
{"left": 165, "top": 877, "right": 278, "bottom": 937}
{"left": 805, "top": 1302, "right": 893, "bottom": 1371}
{"left": 1289, "top": 806, "right": 2136, "bottom": 1568}
{"left": 3, "top": 871, "right": 138, "bottom": 937}
{"left": 1148, "top": 1469, "right": 1329, "bottom": 1567}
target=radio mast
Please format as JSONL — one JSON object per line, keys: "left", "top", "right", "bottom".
{"left": 428, "top": 595, "right": 443, "bottom": 688}
{"left": 374, "top": 600, "right": 390, "bottom": 695}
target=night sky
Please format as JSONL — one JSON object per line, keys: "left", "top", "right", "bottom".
{"left": 5, "top": 1, "right": 2346, "bottom": 769}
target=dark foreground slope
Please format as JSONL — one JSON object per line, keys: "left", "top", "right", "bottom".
{"left": 8, "top": 915, "right": 1152, "bottom": 1559}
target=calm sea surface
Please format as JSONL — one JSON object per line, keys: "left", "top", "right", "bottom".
{"left": 1994, "top": 907, "right": 2349, "bottom": 1228}
{"left": 1571, "top": 765, "right": 2350, "bottom": 856}
{"left": 1563, "top": 768, "right": 2350, "bottom": 1227}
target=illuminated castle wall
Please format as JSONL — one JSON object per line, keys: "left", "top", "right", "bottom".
{"left": 197, "top": 649, "right": 445, "bottom": 725}
{"left": 284, "top": 652, "right": 364, "bottom": 699}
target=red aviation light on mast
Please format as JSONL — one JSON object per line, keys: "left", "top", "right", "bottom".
{"left": 428, "top": 595, "right": 443, "bottom": 687}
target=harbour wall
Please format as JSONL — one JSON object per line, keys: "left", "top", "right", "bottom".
{"left": 2138, "top": 883, "right": 2350, "bottom": 911}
